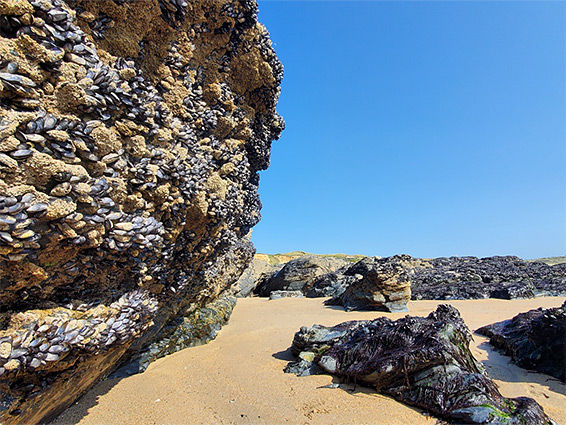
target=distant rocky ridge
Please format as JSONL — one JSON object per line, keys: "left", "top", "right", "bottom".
{"left": 245, "top": 253, "right": 566, "bottom": 311}
{"left": 0, "top": 0, "right": 283, "bottom": 422}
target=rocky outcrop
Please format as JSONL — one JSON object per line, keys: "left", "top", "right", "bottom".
{"left": 254, "top": 254, "right": 348, "bottom": 297}
{"left": 111, "top": 292, "right": 237, "bottom": 378}
{"left": 410, "top": 256, "right": 566, "bottom": 300}
{"left": 286, "top": 305, "right": 554, "bottom": 424}
{"left": 232, "top": 257, "right": 282, "bottom": 298}
{"left": 477, "top": 301, "right": 566, "bottom": 382}
{"left": 0, "top": 0, "right": 283, "bottom": 422}
{"left": 325, "top": 255, "right": 421, "bottom": 312}
{"left": 305, "top": 271, "right": 357, "bottom": 298}
{"left": 304, "top": 255, "right": 566, "bottom": 307}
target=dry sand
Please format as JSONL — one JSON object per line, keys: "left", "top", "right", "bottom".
{"left": 54, "top": 297, "right": 566, "bottom": 425}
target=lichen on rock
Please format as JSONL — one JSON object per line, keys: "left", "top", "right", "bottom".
{"left": 0, "top": 0, "right": 283, "bottom": 422}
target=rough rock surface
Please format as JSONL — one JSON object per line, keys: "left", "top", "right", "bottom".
{"left": 232, "top": 256, "right": 282, "bottom": 297}
{"left": 254, "top": 254, "right": 348, "bottom": 297}
{"left": 325, "top": 255, "right": 421, "bottom": 312}
{"left": 305, "top": 271, "right": 358, "bottom": 298}
{"left": 477, "top": 301, "right": 566, "bottom": 382}
{"left": 307, "top": 255, "right": 566, "bottom": 307}
{"left": 286, "top": 305, "right": 554, "bottom": 424}
{"left": 410, "top": 256, "right": 566, "bottom": 300}
{"left": 111, "top": 292, "right": 237, "bottom": 378}
{"left": 0, "top": 0, "right": 283, "bottom": 422}
{"left": 268, "top": 289, "right": 303, "bottom": 300}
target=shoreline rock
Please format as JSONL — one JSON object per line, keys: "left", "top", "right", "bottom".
{"left": 0, "top": 0, "right": 283, "bottom": 422}
{"left": 244, "top": 254, "right": 566, "bottom": 307}
{"left": 286, "top": 304, "right": 555, "bottom": 424}
{"left": 477, "top": 301, "right": 566, "bottom": 383}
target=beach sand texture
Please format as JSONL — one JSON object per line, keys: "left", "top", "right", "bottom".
{"left": 54, "top": 297, "right": 566, "bottom": 425}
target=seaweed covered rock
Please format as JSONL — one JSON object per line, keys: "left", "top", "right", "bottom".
{"left": 477, "top": 301, "right": 566, "bottom": 382}
{"left": 286, "top": 305, "right": 554, "bottom": 424}
{"left": 254, "top": 254, "right": 348, "bottom": 297}
{"left": 0, "top": 0, "right": 283, "bottom": 422}
{"left": 310, "top": 255, "right": 566, "bottom": 305}
{"left": 325, "top": 255, "right": 421, "bottom": 312}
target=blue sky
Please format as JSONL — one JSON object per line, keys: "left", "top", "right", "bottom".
{"left": 251, "top": 1, "right": 565, "bottom": 259}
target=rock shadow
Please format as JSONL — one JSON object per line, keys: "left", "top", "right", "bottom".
{"left": 474, "top": 337, "right": 566, "bottom": 396}
{"left": 50, "top": 376, "right": 124, "bottom": 425}
{"left": 272, "top": 347, "right": 295, "bottom": 362}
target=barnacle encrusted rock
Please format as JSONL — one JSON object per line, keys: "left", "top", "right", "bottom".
{"left": 0, "top": 0, "right": 283, "bottom": 422}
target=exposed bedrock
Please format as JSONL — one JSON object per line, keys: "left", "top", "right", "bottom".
{"left": 286, "top": 305, "right": 554, "bottom": 425}
{"left": 254, "top": 254, "right": 348, "bottom": 297}
{"left": 233, "top": 256, "right": 282, "bottom": 298}
{"left": 245, "top": 254, "right": 566, "bottom": 307}
{"left": 325, "top": 255, "right": 419, "bottom": 312}
{"left": 477, "top": 301, "right": 566, "bottom": 382}
{"left": 0, "top": 0, "right": 283, "bottom": 422}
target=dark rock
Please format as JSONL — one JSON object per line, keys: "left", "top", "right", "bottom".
{"left": 477, "top": 301, "right": 566, "bottom": 382}
{"left": 254, "top": 255, "right": 347, "bottom": 297}
{"left": 308, "top": 255, "right": 566, "bottom": 306}
{"left": 269, "top": 290, "right": 304, "bottom": 300}
{"left": 306, "top": 272, "right": 360, "bottom": 298}
{"left": 410, "top": 256, "right": 566, "bottom": 300}
{"left": 233, "top": 258, "right": 283, "bottom": 298}
{"left": 286, "top": 305, "right": 554, "bottom": 424}
{"left": 325, "top": 255, "right": 419, "bottom": 312}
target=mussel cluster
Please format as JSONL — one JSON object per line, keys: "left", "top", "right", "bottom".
{"left": 0, "top": 289, "right": 158, "bottom": 377}
{"left": 0, "top": 0, "right": 283, "bottom": 420}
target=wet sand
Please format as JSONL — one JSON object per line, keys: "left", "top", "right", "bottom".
{"left": 54, "top": 297, "right": 566, "bottom": 425}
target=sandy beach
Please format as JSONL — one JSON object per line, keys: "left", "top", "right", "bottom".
{"left": 54, "top": 297, "right": 566, "bottom": 425}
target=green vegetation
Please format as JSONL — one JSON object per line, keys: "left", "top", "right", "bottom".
{"left": 527, "top": 256, "right": 566, "bottom": 265}
{"left": 478, "top": 404, "right": 512, "bottom": 419}
{"left": 259, "top": 251, "right": 366, "bottom": 265}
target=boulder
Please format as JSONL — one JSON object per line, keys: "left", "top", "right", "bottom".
{"left": 233, "top": 258, "right": 283, "bottom": 298}
{"left": 269, "top": 290, "right": 304, "bottom": 300}
{"left": 255, "top": 254, "right": 347, "bottom": 297}
{"left": 0, "top": 0, "right": 283, "bottom": 422}
{"left": 477, "top": 301, "right": 566, "bottom": 382}
{"left": 306, "top": 272, "right": 360, "bottom": 298}
{"left": 286, "top": 305, "right": 554, "bottom": 424}
{"left": 325, "top": 255, "right": 422, "bottom": 312}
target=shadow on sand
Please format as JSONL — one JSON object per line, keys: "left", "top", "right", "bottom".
{"left": 50, "top": 375, "right": 125, "bottom": 424}
{"left": 474, "top": 334, "right": 566, "bottom": 397}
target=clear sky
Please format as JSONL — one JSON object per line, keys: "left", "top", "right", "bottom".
{"left": 251, "top": 0, "right": 565, "bottom": 259}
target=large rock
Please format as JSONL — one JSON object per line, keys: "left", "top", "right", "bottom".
{"left": 305, "top": 272, "right": 359, "bottom": 298}
{"left": 286, "top": 305, "right": 554, "bottom": 424}
{"left": 232, "top": 257, "right": 282, "bottom": 298}
{"left": 477, "top": 301, "right": 566, "bottom": 382}
{"left": 0, "top": 0, "right": 283, "bottom": 422}
{"left": 325, "top": 255, "right": 422, "bottom": 312}
{"left": 254, "top": 254, "right": 347, "bottom": 297}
